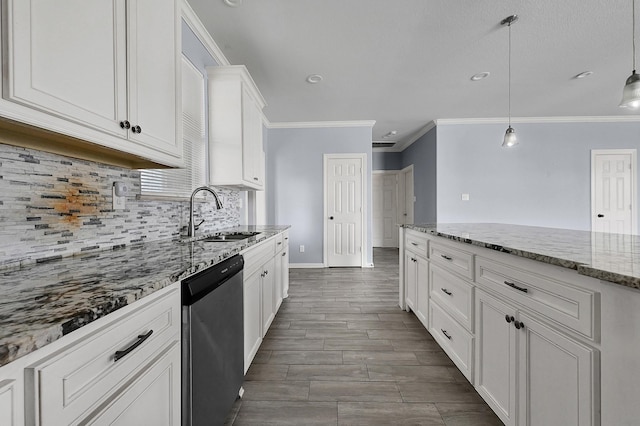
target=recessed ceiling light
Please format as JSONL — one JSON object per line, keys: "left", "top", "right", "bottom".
{"left": 306, "top": 74, "right": 323, "bottom": 84}
{"left": 223, "top": 0, "right": 242, "bottom": 7}
{"left": 471, "top": 72, "right": 490, "bottom": 81}
{"left": 574, "top": 71, "right": 594, "bottom": 79}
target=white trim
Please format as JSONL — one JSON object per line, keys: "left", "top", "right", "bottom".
{"left": 181, "top": 0, "right": 231, "bottom": 66}
{"left": 289, "top": 263, "right": 327, "bottom": 269}
{"left": 323, "top": 153, "right": 368, "bottom": 268}
{"left": 399, "top": 164, "right": 415, "bottom": 226}
{"left": 590, "top": 149, "right": 638, "bottom": 234}
{"left": 268, "top": 120, "right": 376, "bottom": 129}
{"left": 388, "top": 121, "right": 437, "bottom": 152}
{"left": 436, "top": 116, "right": 640, "bottom": 126}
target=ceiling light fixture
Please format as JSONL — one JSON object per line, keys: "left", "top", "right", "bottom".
{"left": 574, "top": 71, "right": 594, "bottom": 79}
{"left": 501, "top": 15, "right": 519, "bottom": 148}
{"left": 620, "top": 0, "right": 640, "bottom": 108}
{"left": 223, "top": 0, "right": 242, "bottom": 7}
{"left": 383, "top": 131, "right": 398, "bottom": 138}
{"left": 471, "top": 72, "right": 490, "bottom": 81}
{"left": 306, "top": 74, "right": 323, "bottom": 84}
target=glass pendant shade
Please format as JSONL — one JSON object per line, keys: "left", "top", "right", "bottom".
{"left": 619, "top": 70, "right": 640, "bottom": 108}
{"left": 502, "top": 126, "right": 518, "bottom": 148}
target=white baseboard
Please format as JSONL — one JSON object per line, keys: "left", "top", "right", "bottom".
{"left": 290, "top": 263, "right": 327, "bottom": 269}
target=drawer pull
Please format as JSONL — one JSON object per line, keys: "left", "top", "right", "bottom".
{"left": 441, "top": 254, "right": 453, "bottom": 261}
{"left": 504, "top": 281, "right": 528, "bottom": 293}
{"left": 114, "top": 330, "right": 153, "bottom": 362}
{"left": 282, "top": 252, "right": 287, "bottom": 257}
{"left": 441, "top": 288, "right": 452, "bottom": 296}
{"left": 411, "top": 242, "right": 418, "bottom": 246}
{"left": 514, "top": 321, "right": 525, "bottom": 330}
{"left": 505, "top": 315, "right": 514, "bottom": 323}
{"left": 278, "top": 242, "right": 282, "bottom": 245}
{"left": 441, "top": 329, "right": 452, "bottom": 339}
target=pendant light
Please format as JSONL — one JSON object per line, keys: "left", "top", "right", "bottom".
{"left": 501, "top": 15, "right": 519, "bottom": 148}
{"left": 620, "top": 0, "right": 640, "bottom": 108}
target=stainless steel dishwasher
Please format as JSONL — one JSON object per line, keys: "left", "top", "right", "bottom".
{"left": 182, "top": 254, "right": 244, "bottom": 426}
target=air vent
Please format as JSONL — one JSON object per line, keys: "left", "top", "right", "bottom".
{"left": 373, "top": 142, "right": 395, "bottom": 148}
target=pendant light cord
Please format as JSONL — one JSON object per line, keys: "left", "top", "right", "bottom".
{"left": 634, "top": 0, "right": 636, "bottom": 71}
{"left": 508, "top": 21, "right": 512, "bottom": 127}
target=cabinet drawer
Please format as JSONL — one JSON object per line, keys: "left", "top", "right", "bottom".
{"left": 405, "top": 230, "right": 429, "bottom": 258}
{"left": 429, "top": 300, "right": 474, "bottom": 383}
{"left": 26, "top": 286, "right": 180, "bottom": 425}
{"left": 476, "top": 258, "right": 598, "bottom": 340}
{"left": 430, "top": 241, "right": 475, "bottom": 280}
{"left": 275, "top": 233, "right": 285, "bottom": 253}
{"left": 242, "top": 237, "right": 276, "bottom": 278}
{"left": 430, "top": 264, "right": 474, "bottom": 331}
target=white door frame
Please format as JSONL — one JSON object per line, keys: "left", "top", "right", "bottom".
{"left": 399, "top": 164, "right": 415, "bottom": 225}
{"left": 323, "top": 153, "right": 367, "bottom": 267}
{"left": 372, "top": 170, "right": 399, "bottom": 247}
{"left": 590, "top": 149, "right": 637, "bottom": 234}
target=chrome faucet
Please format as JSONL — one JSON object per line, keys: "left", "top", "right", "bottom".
{"left": 188, "top": 186, "right": 223, "bottom": 237}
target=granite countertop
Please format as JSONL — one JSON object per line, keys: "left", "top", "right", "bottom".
{"left": 0, "top": 225, "right": 290, "bottom": 368}
{"left": 404, "top": 223, "right": 640, "bottom": 289}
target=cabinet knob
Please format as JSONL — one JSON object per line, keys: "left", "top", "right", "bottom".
{"left": 329, "top": 216, "right": 334, "bottom": 220}
{"left": 119, "top": 120, "right": 131, "bottom": 129}
{"left": 515, "top": 321, "right": 525, "bottom": 330}
{"left": 597, "top": 214, "right": 604, "bottom": 218}
{"left": 253, "top": 177, "right": 259, "bottom": 181}
{"left": 505, "top": 315, "right": 514, "bottom": 323}
{"left": 131, "top": 125, "right": 142, "bottom": 134}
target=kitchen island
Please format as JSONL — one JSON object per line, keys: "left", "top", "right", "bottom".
{"left": 400, "top": 223, "right": 640, "bottom": 426}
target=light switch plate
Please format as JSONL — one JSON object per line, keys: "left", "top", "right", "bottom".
{"left": 461, "top": 193, "right": 470, "bottom": 201}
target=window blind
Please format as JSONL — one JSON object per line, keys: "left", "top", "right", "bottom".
{"left": 140, "top": 56, "right": 206, "bottom": 198}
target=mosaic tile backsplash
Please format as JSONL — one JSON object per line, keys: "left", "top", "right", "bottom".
{"left": 0, "top": 144, "right": 241, "bottom": 268}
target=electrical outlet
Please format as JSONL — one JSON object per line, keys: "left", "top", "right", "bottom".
{"left": 461, "top": 193, "right": 470, "bottom": 201}
{"left": 112, "top": 186, "right": 125, "bottom": 210}
{"left": 299, "top": 245, "right": 305, "bottom": 253}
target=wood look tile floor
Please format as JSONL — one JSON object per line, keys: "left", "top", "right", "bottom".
{"left": 224, "top": 248, "right": 503, "bottom": 426}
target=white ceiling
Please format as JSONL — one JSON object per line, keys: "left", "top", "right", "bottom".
{"left": 187, "top": 0, "right": 639, "bottom": 146}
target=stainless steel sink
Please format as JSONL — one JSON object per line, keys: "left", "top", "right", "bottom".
{"left": 200, "top": 232, "right": 261, "bottom": 242}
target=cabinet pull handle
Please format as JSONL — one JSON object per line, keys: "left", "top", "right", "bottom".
{"left": 119, "top": 120, "right": 131, "bottom": 129}
{"left": 514, "top": 321, "right": 525, "bottom": 330}
{"left": 285, "top": 237, "right": 289, "bottom": 240}
{"left": 254, "top": 177, "right": 259, "bottom": 181}
{"left": 441, "top": 254, "right": 453, "bottom": 261}
{"left": 505, "top": 315, "right": 514, "bottom": 323}
{"left": 282, "top": 252, "right": 286, "bottom": 257}
{"left": 504, "top": 281, "right": 528, "bottom": 293}
{"left": 278, "top": 242, "right": 282, "bottom": 245}
{"left": 441, "top": 329, "right": 452, "bottom": 340}
{"left": 411, "top": 242, "right": 418, "bottom": 246}
{"left": 441, "top": 288, "right": 452, "bottom": 296}
{"left": 114, "top": 330, "right": 153, "bottom": 362}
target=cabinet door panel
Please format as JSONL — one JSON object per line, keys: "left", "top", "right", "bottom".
{"left": 404, "top": 252, "right": 417, "bottom": 310}
{"left": 475, "top": 289, "right": 517, "bottom": 426}
{"left": 261, "top": 259, "right": 276, "bottom": 337}
{"left": 84, "top": 341, "right": 180, "bottom": 426}
{"left": 518, "top": 313, "right": 598, "bottom": 426}
{"left": 127, "top": 0, "right": 180, "bottom": 157}
{"left": 7, "top": 0, "right": 127, "bottom": 136}
{"left": 0, "top": 380, "right": 16, "bottom": 426}
{"left": 244, "top": 271, "right": 262, "bottom": 372}
{"left": 415, "top": 257, "right": 429, "bottom": 328}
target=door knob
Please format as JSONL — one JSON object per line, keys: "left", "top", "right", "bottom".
{"left": 597, "top": 214, "right": 604, "bottom": 218}
{"left": 329, "top": 216, "right": 334, "bottom": 220}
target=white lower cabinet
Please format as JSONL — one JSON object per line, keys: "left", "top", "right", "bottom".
{"left": 476, "top": 288, "right": 599, "bottom": 426}
{"left": 404, "top": 251, "right": 418, "bottom": 311}
{"left": 429, "top": 300, "right": 474, "bottom": 382}
{"left": 243, "top": 269, "right": 262, "bottom": 374}
{"left": 260, "top": 258, "right": 276, "bottom": 337}
{"left": 405, "top": 251, "right": 428, "bottom": 326}
{"left": 0, "top": 379, "right": 17, "bottom": 426}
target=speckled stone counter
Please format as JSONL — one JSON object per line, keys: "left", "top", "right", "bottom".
{"left": 0, "top": 225, "right": 290, "bottom": 367}
{"left": 404, "top": 223, "right": 640, "bottom": 289}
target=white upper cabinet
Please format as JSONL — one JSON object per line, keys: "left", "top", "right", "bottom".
{"left": 3, "top": 0, "right": 182, "bottom": 167}
{"left": 208, "top": 65, "right": 266, "bottom": 190}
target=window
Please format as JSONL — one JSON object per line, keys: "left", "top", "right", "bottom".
{"left": 140, "top": 56, "right": 206, "bottom": 197}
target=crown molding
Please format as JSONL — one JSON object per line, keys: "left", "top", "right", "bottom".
{"left": 267, "top": 120, "right": 376, "bottom": 129}
{"left": 435, "top": 116, "right": 640, "bottom": 125}
{"left": 389, "top": 121, "right": 437, "bottom": 152}
{"left": 182, "top": 0, "right": 230, "bottom": 66}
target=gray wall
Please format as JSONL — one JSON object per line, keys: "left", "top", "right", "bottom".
{"left": 373, "top": 152, "right": 402, "bottom": 170}
{"left": 266, "top": 126, "right": 373, "bottom": 265}
{"left": 436, "top": 121, "right": 640, "bottom": 230}
{"left": 401, "top": 127, "right": 437, "bottom": 223}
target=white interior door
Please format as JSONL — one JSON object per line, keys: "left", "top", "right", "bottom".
{"left": 325, "top": 154, "right": 365, "bottom": 267}
{"left": 373, "top": 172, "right": 399, "bottom": 247}
{"left": 399, "top": 165, "right": 415, "bottom": 225}
{"left": 591, "top": 149, "right": 637, "bottom": 234}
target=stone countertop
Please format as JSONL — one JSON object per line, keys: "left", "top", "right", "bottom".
{"left": 0, "top": 225, "right": 290, "bottom": 367}
{"left": 404, "top": 223, "right": 640, "bottom": 289}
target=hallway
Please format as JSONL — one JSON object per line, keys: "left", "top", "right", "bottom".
{"left": 226, "top": 248, "right": 502, "bottom": 425}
